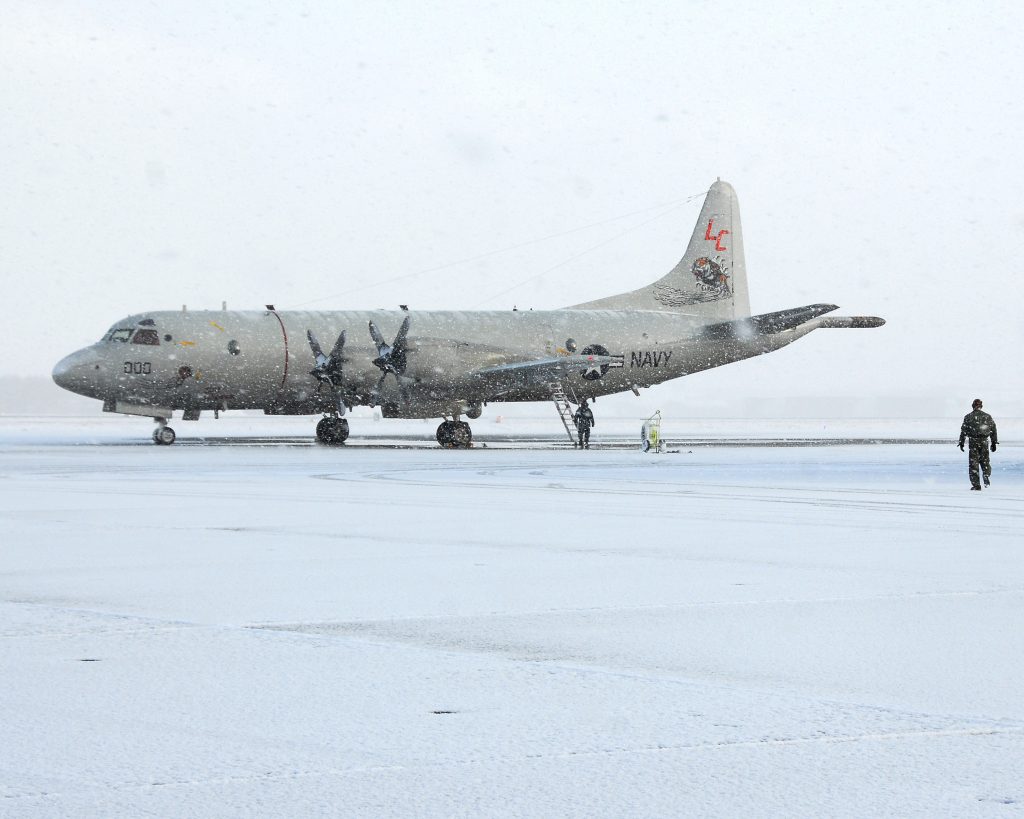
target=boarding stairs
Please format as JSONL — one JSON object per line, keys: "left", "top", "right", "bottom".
{"left": 548, "top": 382, "right": 579, "bottom": 446}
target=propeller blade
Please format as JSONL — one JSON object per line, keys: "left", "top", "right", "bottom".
{"left": 392, "top": 316, "right": 411, "bottom": 348}
{"left": 368, "top": 316, "right": 412, "bottom": 377}
{"left": 307, "top": 329, "right": 347, "bottom": 402}
{"left": 306, "top": 330, "right": 327, "bottom": 366}
{"left": 397, "top": 375, "right": 412, "bottom": 406}
{"left": 368, "top": 321, "right": 388, "bottom": 354}
{"left": 390, "top": 316, "right": 411, "bottom": 372}
{"left": 328, "top": 330, "right": 346, "bottom": 364}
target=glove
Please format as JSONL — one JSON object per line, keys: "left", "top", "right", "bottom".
{"left": 958, "top": 442, "right": 964, "bottom": 451}
{"left": 991, "top": 442, "right": 997, "bottom": 452}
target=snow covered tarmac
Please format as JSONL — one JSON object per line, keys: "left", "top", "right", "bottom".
{"left": 2, "top": 418, "right": 1022, "bottom": 817}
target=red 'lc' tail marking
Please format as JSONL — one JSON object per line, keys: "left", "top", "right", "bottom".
{"left": 705, "top": 220, "right": 730, "bottom": 252}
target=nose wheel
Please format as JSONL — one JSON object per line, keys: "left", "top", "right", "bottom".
{"left": 436, "top": 420, "right": 472, "bottom": 448}
{"left": 152, "top": 420, "right": 176, "bottom": 446}
{"left": 316, "top": 416, "right": 349, "bottom": 445}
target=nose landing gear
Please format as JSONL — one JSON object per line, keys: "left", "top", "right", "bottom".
{"left": 436, "top": 419, "right": 472, "bottom": 448}
{"left": 152, "top": 418, "right": 176, "bottom": 445}
{"left": 316, "top": 416, "right": 349, "bottom": 445}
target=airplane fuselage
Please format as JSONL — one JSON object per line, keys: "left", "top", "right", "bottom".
{"left": 52, "top": 307, "right": 807, "bottom": 420}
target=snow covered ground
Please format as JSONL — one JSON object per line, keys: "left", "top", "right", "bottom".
{"left": 1, "top": 416, "right": 1022, "bottom": 817}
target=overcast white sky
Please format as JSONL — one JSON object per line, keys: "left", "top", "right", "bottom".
{"left": 2, "top": 1, "right": 1022, "bottom": 413}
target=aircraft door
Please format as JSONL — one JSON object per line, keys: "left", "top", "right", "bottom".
{"left": 191, "top": 312, "right": 288, "bottom": 409}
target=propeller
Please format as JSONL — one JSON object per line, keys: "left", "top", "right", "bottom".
{"left": 368, "top": 316, "right": 412, "bottom": 404}
{"left": 306, "top": 329, "right": 348, "bottom": 414}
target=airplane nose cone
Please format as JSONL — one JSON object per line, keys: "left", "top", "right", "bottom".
{"left": 52, "top": 354, "right": 75, "bottom": 390}
{"left": 52, "top": 349, "right": 101, "bottom": 397}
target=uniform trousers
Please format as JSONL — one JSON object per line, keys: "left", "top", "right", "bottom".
{"left": 968, "top": 437, "right": 991, "bottom": 488}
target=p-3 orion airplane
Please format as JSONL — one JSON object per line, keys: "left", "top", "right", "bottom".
{"left": 53, "top": 180, "right": 884, "bottom": 446}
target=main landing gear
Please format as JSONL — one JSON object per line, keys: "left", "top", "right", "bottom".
{"left": 316, "top": 416, "right": 349, "bottom": 445}
{"left": 152, "top": 418, "right": 176, "bottom": 445}
{"left": 436, "top": 419, "right": 472, "bottom": 449}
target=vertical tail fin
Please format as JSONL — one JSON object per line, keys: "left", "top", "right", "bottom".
{"left": 570, "top": 180, "right": 750, "bottom": 319}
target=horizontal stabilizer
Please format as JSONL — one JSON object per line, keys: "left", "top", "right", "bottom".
{"left": 700, "top": 304, "right": 839, "bottom": 341}
{"left": 819, "top": 316, "right": 886, "bottom": 329}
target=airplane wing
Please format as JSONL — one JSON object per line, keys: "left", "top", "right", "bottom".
{"left": 471, "top": 352, "right": 624, "bottom": 393}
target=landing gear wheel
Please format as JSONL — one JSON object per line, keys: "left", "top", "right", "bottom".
{"left": 451, "top": 421, "right": 472, "bottom": 448}
{"left": 436, "top": 420, "right": 472, "bottom": 448}
{"left": 153, "top": 426, "right": 176, "bottom": 445}
{"left": 316, "top": 417, "right": 349, "bottom": 445}
{"left": 436, "top": 421, "right": 453, "bottom": 447}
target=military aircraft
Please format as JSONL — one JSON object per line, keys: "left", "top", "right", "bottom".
{"left": 52, "top": 180, "right": 884, "bottom": 446}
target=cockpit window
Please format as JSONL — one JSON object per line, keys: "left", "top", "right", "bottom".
{"left": 132, "top": 329, "right": 160, "bottom": 345}
{"left": 108, "top": 329, "right": 133, "bottom": 343}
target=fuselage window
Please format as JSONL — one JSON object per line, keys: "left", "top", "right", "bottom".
{"left": 132, "top": 329, "right": 160, "bottom": 345}
{"left": 109, "top": 329, "right": 133, "bottom": 343}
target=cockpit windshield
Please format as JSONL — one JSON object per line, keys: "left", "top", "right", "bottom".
{"left": 132, "top": 329, "right": 160, "bottom": 345}
{"left": 103, "top": 327, "right": 161, "bottom": 344}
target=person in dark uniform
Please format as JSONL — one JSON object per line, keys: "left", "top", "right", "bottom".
{"left": 572, "top": 400, "right": 595, "bottom": 449}
{"left": 959, "top": 398, "right": 998, "bottom": 490}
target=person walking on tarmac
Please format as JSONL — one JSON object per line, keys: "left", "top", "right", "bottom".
{"left": 573, "top": 400, "right": 595, "bottom": 449}
{"left": 959, "top": 398, "right": 998, "bottom": 490}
